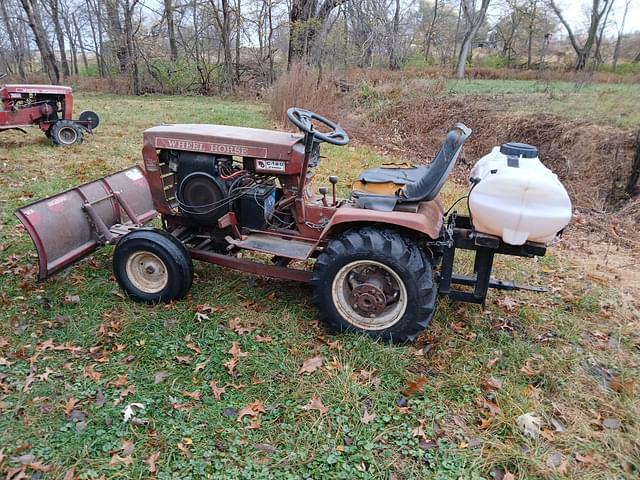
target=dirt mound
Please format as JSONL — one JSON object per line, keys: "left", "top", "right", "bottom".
{"left": 346, "top": 95, "right": 639, "bottom": 214}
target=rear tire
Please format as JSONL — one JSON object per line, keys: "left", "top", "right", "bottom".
{"left": 50, "top": 120, "right": 83, "bottom": 146}
{"left": 113, "top": 229, "right": 193, "bottom": 303}
{"left": 312, "top": 227, "right": 436, "bottom": 343}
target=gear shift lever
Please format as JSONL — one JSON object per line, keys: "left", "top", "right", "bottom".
{"left": 329, "top": 176, "right": 339, "bottom": 206}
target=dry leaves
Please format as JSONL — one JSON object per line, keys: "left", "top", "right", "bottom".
{"left": 361, "top": 406, "right": 376, "bottom": 424}
{"left": 403, "top": 375, "right": 427, "bottom": 396}
{"left": 208, "top": 381, "right": 225, "bottom": 400}
{"left": 84, "top": 365, "right": 102, "bottom": 382}
{"left": 517, "top": 412, "right": 544, "bottom": 439}
{"left": 237, "top": 400, "right": 266, "bottom": 422}
{"left": 299, "top": 355, "right": 324, "bottom": 375}
{"left": 255, "top": 335, "right": 273, "bottom": 343}
{"left": 175, "top": 355, "right": 192, "bottom": 364}
{"left": 63, "top": 398, "right": 78, "bottom": 416}
{"left": 412, "top": 419, "right": 427, "bottom": 440}
{"left": 145, "top": 451, "right": 160, "bottom": 473}
{"left": 229, "top": 317, "right": 255, "bottom": 335}
{"left": 301, "top": 394, "right": 328, "bottom": 415}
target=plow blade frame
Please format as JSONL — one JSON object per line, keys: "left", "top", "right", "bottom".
{"left": 15, "top": 166, "right": 156, "bottom": 280}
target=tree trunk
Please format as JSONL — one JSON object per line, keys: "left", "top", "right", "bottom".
{"left": 20, "top": 0, "right": 60, "bottom": 83}
{"left": 526, "top": 0, "right": 537, "bottom": 69}
{"left": 164, "top": 0, "right": 178, "bottom": 61}
{"left": 104, "top": 0, "right": 128, "bottom": 72}
{"left": 0, "top": 0, "right": 27, "bottom": 78}
{"left": 550, "top": 0, "right": 610, "bottom": 71}
{"left": 122, "top": 0, "right": 140, "bottom": 94}
{"left": 424, "top": 0, "right": 439, "bottom": 62}
{"left": 388, "top": 0, "right": 401, "bottom": 70}
{"left": 235, "top": 0, "right": 241, "bottom": 82}
{"left": 73, "top": 14, "right": 89, "bottom": 72}
{"left": 49, "top": 0, "right": 71, "bottom": 78}
{"left": 612, "top": 0, "right": 630, "bottom": 72}
{"left": 455, "top": 0, "right": 491, "bottom": 79}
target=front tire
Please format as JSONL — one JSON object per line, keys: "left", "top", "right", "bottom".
{"left": 312, "top": 227, "right": 436, "bottom": 343}
{"left": 113, "top": 229, "right": 193, "bottom": 303}
{"left": 50, "top": 120, "right": 83, "bottom": 146}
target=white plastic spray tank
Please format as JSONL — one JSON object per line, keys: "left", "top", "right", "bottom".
{"left": 467, "top": 142, "right": 572, "bottom": 246}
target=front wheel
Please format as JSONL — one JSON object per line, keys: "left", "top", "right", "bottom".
{"left": 49, "top": 120, "right": 83, "bottom": 146}
{"left": 113, "top": 229, "right": 193, "bottom": 303}
{"left": 311, "top": 228, "right": 436, "bottom": 343}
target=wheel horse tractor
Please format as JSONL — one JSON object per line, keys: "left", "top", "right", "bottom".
{"left": 16, "top": 108, "right": 572, "bottom": 342}
{"left": 0, "top": 72, "right": 99, "bottom": 146}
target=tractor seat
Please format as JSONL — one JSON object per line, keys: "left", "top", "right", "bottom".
{"left": 352, "top": 123, "right": 471, "bottom": 212}
{"left": 356, "top": 165, "right": 430, "bottom": 185}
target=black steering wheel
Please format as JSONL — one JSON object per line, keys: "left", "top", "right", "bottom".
{"left": 287, "top": 107, "right": 349, "bottom": 146}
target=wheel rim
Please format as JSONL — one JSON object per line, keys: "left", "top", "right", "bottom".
{"left": 58, "top": 126, "right": 78, "bottom": 145}
{"left": 331, "top": 260, "right": 407, "bottom": 331}
{"left": 125, "top": 251, "right": 168, "bottom": 294}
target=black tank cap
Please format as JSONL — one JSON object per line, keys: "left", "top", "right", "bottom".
{"left": 500, "top": 142, "right": 538, "bottom": 158}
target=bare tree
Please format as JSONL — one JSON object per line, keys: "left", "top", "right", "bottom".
{"left": 424, "top": 0, "right": 439, "bottom": 62}
{"left": 549, "top": 0, "right": 612, "bottom": 70}
{"left": 388, "top": 0, "right": 401, "bottom": 69}
{"left": 20, "top": 0, "right": 60, "bottom": 83}
{"left": 164, "top": 0, "right": 179, "bottom": 61}
{"left": 612, "top": 0, "right": 631, "bottom": 72}
{"left": 287, "top": 0, "right": 346, "bottom": 66}
{"left": 46, "top": 0, "right": 71, "bottom": 77}
{"left": 1, "top": 0, "right": 27, "bottom": 78}
{"left": 455, "top": 0, "right": 491, "bottom": 79}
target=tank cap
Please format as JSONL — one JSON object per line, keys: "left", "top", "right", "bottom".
{"left": 500, "top": 142, "right": 538, "bottom": 158}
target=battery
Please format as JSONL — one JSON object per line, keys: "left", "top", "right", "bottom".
{"left": 236, "top": 183, "right": 276, "bottom": 230}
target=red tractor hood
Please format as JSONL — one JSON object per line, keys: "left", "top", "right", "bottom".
{"left": 2, "top": 84, "right": 72, "bottom": 95}
{"left": 144, "top": 124, "right": 303, "bottom": 160}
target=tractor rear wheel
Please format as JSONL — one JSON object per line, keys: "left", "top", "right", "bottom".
{"left": 311, "top": 227, "right": 437, "bottom": 343}
{"left": 50, "top": 120, "right": 83, "bottom": 146}
{"left": 113, "top": 229, "right": 193, "bottom": 303}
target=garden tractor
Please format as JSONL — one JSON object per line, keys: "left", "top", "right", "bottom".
{"left": 0, "top": 72, "right": 99, "bottom": 146}
{"left": 16, "top": 108, "right": 572, "bottom": 342}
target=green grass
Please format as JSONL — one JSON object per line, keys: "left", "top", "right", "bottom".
{"left": 1, "top": 94, "right": 638, "bottom": 479}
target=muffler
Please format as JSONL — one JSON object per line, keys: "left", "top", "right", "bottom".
{"left": 15, "top": 167, "right": 156, "bottom": 280}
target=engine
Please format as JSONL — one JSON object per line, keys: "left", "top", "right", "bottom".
{"left": 160, "top": 150, "right": 277, "bottom": 230}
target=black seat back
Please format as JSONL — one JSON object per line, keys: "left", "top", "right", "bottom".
{"left": 401, "top": 123, "right": 471, "bottom": 202}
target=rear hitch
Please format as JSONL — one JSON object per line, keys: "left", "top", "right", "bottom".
{"left": 436, "top": 214, "right": 547, "bottom": 305}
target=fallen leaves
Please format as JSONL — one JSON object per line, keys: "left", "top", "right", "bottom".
{"left": 209, "top": 381, "right": 226, "bottom": 400}
{"left": 238, "top": 400, "right": 266, "bottom": 422}
{"left": 224, "top": 342, "right": 248, "bottom": 376}
{"left": 360, "top": 406, "right": 376, "bottom": 424}
{"left": 229, "top": 317, "right": 255, "bottom": 335}
{"left": 145, "top": 451, "right": 161, "bottom": 473}
{"left": 403, "top": 375, "right": 427, "bottom": 396}
{"left": 175, "top": 355, "right": 192, "bottom": 364}
{"left": 520, "top": 355, "right": 544, "bottom": 377}
{"left": 154, "top": 371, "right": 169, "bottom": 384}
{"left": 301, "top": 394, "right": 328, "bottom": 415}
{"left": 517, "top": 412, "right": 544, "bottom": 439}
{"left": 63, "top": 398, "right": 78, "bottom": 416}
{"left": 298, "top": 355, "right": 324, "bottom": 375}
{"left": 84, "top": 365, "right": 102, "bottom": 382}
{"left": 122, "top": 403, "right": 145, "bottom": 423}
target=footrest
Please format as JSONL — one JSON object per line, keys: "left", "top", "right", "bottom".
{"left": 228, "top": 233, "right": 315, "bottom": 260}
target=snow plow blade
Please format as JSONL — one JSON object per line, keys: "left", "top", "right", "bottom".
{"left": 15, "top": 166, "right": 157, "bottom": 280}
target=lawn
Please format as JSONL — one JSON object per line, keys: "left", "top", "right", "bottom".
{"left": 0, "top": 94, "right": 638, "bottom": 479}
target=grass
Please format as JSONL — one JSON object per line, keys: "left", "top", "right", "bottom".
{"left": 444, "top": 79, "right": 640, "bottom": 128}
{"left": 0, "top": 93, "right": 639, "bottom": 479}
